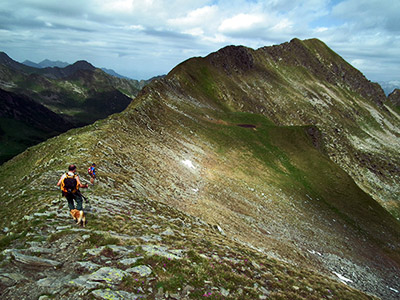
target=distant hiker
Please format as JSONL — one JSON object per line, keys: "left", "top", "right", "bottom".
{"left": 88, "top": 163, "right": 96, "bottom": 184}
{"left": 57, "top": 164, "right": 88, "bottom": 219}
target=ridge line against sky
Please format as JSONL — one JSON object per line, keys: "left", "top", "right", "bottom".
{"left": 0, "top": 0, "right": 399, "bottom": 82}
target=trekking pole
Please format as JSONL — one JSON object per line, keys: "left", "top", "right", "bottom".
{"left": 80, "top": 192, "right": 89, "bottom": 204}
{"left": 78, "top": 190, "right": 91, "bottom": 210}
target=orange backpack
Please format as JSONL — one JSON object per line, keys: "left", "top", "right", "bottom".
{"left": 60, "top": 173, "right": 79, "bottom": 194}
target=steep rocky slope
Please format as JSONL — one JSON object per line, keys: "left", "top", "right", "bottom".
{"left": 0, "top": 38, "right": 400, "bottom": 299}
{"left": 388, "top": 89, "right": 400, "bottom": 107}
{"left": 173, "top": 38, "right": 400, "bottom": 219}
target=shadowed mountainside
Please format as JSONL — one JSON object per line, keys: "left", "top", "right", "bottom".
{"left": 0, "top": 52, "right": 147, "bottom": 164}
{"left": 0, "top": 88, "right": 74, "bottom": 163}
{"left": 0, "top": 38, "right": 400, "bottom": 299}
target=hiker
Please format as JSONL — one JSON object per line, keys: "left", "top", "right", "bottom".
{"left": 88, "top": 163, "right": 96, "bottom": 184}
{"left": 57, "top": 164, "right": 88, "bottom": 217}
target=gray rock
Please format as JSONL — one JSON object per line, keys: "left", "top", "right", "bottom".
{"left": 126, "top": 265, "right": 152, "bottom": 277}
{"left": 161, "top": 227, "right": 175, "bottom": 236}
{"left": 119, "top": 257, "right": 143, "bottom": 266}
{"left": 141, "top": 245, "right": 183, "bottom": 260}
{"left": 59, "top": 241, "right": 72, "bottom": 250}
{"left": 55, "top": 226, "right": 70, "bottom": 231}
{"left": 34, "top": 212, "right": 55, "bottom": 217}
{"left": 85, "top": 247, "right": 105, "bottom": 256}
{"left": 28, "top": 246, "right": 55, "bottom": 254}
{"left": 220, "top": 287, "right": 230, "bottom": 297}
{"left": 11, "top": 250, "right": 62, "bottom": 268}
{"left": 155, "top": 287, "right": 164, "bottom": 300}
{"left": 86, "top": 245, "right": 131, "bottom": 256}
{"left": 182, "top": 285, "right": 195, "bottom": 296}
{"left": 91, "top": 289, "right": 142, "bottom": 300}
{"left": 75, "top": 261, "right": 101, "bottom": 272}
{"left": 260, "top": 286, "right": 270, "bottom": 295}
{"left": 68, "top": 275, "right": 102, "bottom": 289}
{"left": 87, "top": 267, "right": 128, "bottom": 285}
{"left": 140, "top": 234, "right": 162, "bottom": 242}
{"left": 0, "top": 272, "right": 27, "bottom": 286}
{"left": 26, "top": 241, "right": 43, "bottom": 247}
{"left": 36, "top": 275, "right": 73, "bottom": 293}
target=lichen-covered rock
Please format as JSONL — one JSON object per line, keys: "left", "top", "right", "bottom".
{"left": 141, "top": 245, "right": 183, "bottom": 260}
{"left": 75, "top": 261, "right": 101, "bottom": 272}
{"left": 126, "top": 265, "right": 152, "bottom": 277}
{"left": 87, "top": 267, "right": 128, "bottom": 285}
{"left": 118, "top": 257, "right": 143, "bottom": 266}
{"left": 91, "top": 289, "right": 142, "bottom": 300}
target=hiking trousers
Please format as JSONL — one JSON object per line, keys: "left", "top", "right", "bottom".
{"left": 65, "top": 192, "right": 83, "bottom": 211}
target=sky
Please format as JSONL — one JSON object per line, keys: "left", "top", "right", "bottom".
{"left": 0, "top": 0, "right": 399, "bottom": 82}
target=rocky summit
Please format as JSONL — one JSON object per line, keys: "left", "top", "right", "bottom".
{"left": 0, "top": 38, "right": 400, "bottom": 300}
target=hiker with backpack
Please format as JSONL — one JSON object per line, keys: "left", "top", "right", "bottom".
{"left": 88, "top": 163, "right": 96, "bottom": 184}
{"left": 57, "top": 164, "right": 88, "bottom": 218}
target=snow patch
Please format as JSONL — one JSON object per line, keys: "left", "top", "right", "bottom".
{"left": 333, "top": 272, "right": 353, "bottom": 284}
{"left": 182, "top": 159, "right": 195, "bottom": 169}
{"left": 307, "top": 249, "right": 322, "bottom": 256}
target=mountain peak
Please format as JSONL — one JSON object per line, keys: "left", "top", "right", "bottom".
{"left": 388, "top": 88, "right": 400, "bottom": 106}
{"left": 70, "top": 60, "right": 95, "bottom": 70}
{"left": 206, "top": 45, "right": 254, "bottom": 74}
{"left": 39, "top": 59, "right": 69, "bottom": 68}
{"left": 258, "top": 37, "right": 386, "bottom": 106}
{"left": 0, "top": 51, "right": 13, "bottom": 64}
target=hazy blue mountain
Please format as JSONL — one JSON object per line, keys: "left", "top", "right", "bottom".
{"left": 22, "top": 59, "right": 69, "bottom": 69}
{"left": 379, "top": 80, "right": 400, "bottom": 95}
{"left": 101, "top": 67, "right": 130, "bottom": 79}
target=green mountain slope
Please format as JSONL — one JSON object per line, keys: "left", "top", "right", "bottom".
{"left": 0, "top": 39, "right": 399, "bottom": 299}
{"left": 166, "top": 38, "right": 400, "bottom": 218}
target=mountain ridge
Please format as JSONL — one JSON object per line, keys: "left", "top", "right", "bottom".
{"left": 164, "top": 38, "right": 400, "bottom": 218}
{"left": 21, "top": 57, "right": 133, "bottom": 80}
{"left": 0, "top": 38, "right": 400, "bottom": 299}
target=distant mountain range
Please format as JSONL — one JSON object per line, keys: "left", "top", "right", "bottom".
{"left": 0, "top": 51, "right": 157, "bottom": 164}
{"left": 379, "top": 80, "right": 400, "bottom": 95}
{"left": 22, "top": 58, "right": 132, "bottom": 79}
{"left": 22, "top": 59, "right": 69, "bottom": 69}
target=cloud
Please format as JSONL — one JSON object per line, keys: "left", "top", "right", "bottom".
{"left": 0, "top": 0, "right": 398, "bottom": 81}
{"left": 168, "top": 5, "right": 219, "bottom": 28}
{"left": 332, "top": 0, "right": 400, "bottom": 32}
{"left": 218, "top": 13, "right": 266, "bottom": 33}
